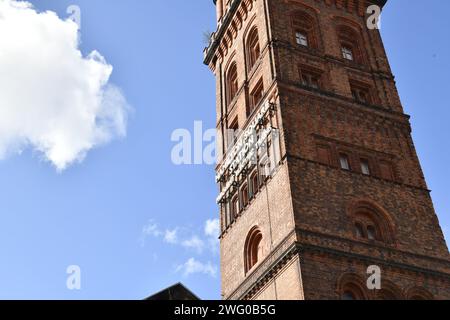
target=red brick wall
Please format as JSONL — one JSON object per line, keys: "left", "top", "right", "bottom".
{"left": 207, "top": 0, "right": 450, "bottom": 300}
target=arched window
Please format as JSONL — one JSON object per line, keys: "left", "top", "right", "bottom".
{"left": 366, "top": 225, "right": 377, "bottom": 240}
{"left": 349, "top": 201, "right": 395, "bottom": 244}
{"left": 337, "top": 25, "right": 364, "bottom": 64}
{"left": 249, "top": 78, "right": 264, "bottom": 114}
{"left": 231, "top": 195, "right": 240, "bottom": 218}
{"left": 378, "top": 290, "right": 398, "bottom": 300}
{"left": 250, "top": 170, "right": 259, "bottom": 197}
{"left": 406, "top": 287, "right": 434, "bottom": 300}
{"left": 354, "top": 222, "right": 364, "bottom": 238}
{"left": 246, "top": 27, "right": 260, "bottom": 70}
{"left": 376, "top": 280, "right": 401, "bottom": 300}
{"left": 342, "top": 291, "right": 356, "bottom": 300}
{"left": 226, "top": 63, "right": 239, "bottom": 105}
{"left": 341, "top": 286, "right": 365, "bottom": 300}
{"left": 338, "top": 274, "right": 367, "bottom": 300}
{"left": 241, "top": 183, "right": 249, "bottom": 208}
{"left": 244, "top": 227, "right": 263, "bottom": 273}
{"left": 292, "top": 11, "right": 318, "bottom": 49}
{"left": 353, "top": 212, "right": 383, "bottom": 241}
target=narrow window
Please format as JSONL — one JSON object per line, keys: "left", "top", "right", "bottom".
{"left": 231, "top": 195, "right": 239, "bottom": 218}
{"left": 241, "top": 184, "right": 249, "bottom": 208}
{"left": 355, "top": 223, "right": 365, "bottom": 238}
{"left": 251, "top": 171, "right": 259, "bottom": 197}
{"left": 227, "top": 63, "right": 239, "bottom": 105}
{"left": 342, "top": 46, "right": 354, "bottom": 61}
{"left": 350, "top": 82, "right": 372, "bottom": 104}
{"left": 224, "top": 203, "right": 230, "bottom": 228}
{"left": 229, "top": 204, "right": 234, "bottom": 225}
{"left": 361, "top": 158, "right": 371, "bottom": 175}
{"left": 245, "top": 228, "right": 263, "bottom": 273}
{"left": 247, "top": 27, "right": 260, "bottom": 70}
{"left": 295, "top": 31, "right": 308, "bottom": 47}
{"left": 249, "top": 79, "right": 264, "bottom": 115}
{"left": 339, "top": 153, "right": 351, "bottom": 171}
{"left": 300, "top": 68, "right": 321, "bottom": 89}
{"left": 367, "top": 225, "right": 377, "bottom": 240}
{"left": 351, "top": 88, "right": 359, "bottom": 101}
{"left": 228, "top": 117, "right": 239, "bottom": 146}
{"left": 251, "top": 235, "right": 262, "bottom": 270}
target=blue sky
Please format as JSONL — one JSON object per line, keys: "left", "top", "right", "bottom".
{"left": 0, "top": 0, "right": 448, "bottom": 300}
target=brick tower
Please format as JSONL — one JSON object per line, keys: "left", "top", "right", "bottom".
{"left": 204, "top": 0, "right": 450, "bottom": 300}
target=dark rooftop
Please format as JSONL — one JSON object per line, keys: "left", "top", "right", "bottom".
{"left": 145, "top": 283, "right": 200, "bottom": 301}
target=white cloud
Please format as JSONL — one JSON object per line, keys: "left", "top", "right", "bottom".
{"left": 205, "top": 219, "right": 220, "bottom": 254}
{"left": 205, "top": 219, "right": 220, "bottom": 238}
{"left": 164, "top": 229, "right": 178, "bottom": 244}
{"left": 142, "top": 222, "right": 161, "bottom": 237}
{"left": 176, "top": 258, "right": 217, "bottom": 278}
{"left": 140, "top": 220, "right": 162, "bottom": 246}
{"left": 182, "top": 235, "right": 205, "bottom": 254}
{"left": 0, "top": 0, "right": 130, "bottom": 171}
{"left": 140, "top": 218, "right": 220, "bottom": 254}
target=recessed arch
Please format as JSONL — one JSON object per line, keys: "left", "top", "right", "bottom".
{"left": 376, "top": 280, "right": 402, "bottom": 300}
{"left": 334, "top": 20, "right": 366, "bottom": 64}
{"left": 244, "top": 226, "right": 263, "bottom": 273}
{"left": 242, "top": 13, "right": 258, "bottom": 40}
{"left": 225, "top": 61, "right": 239, "bottom": 106}
{"left": 347, "top": 199, "right": 396, "bottom": 244}
{"left": 405, "top": 287, "right": 434, "bottom": 300}
{"left": 337, "top": 273, "right": 368, "bottom": 300}
{"left": 245, "top": 26, "right": 260, "bottom": 71}
{"left": 291, "top": 9, "right": 320, "bottom": 49}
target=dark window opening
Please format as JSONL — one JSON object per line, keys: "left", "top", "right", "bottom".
{"left": 360, "top": 158, "right": 371, "bottom": 175}
{"left": 342, "top": 46, "right": 354, "bottom": 61}
{"left": 340, "top": 153, "right": 351, "bottom": 170}
{"left": 249, "top": 79, "right": 264, "bottom": 115}
{"left": 251, "top": 171, "right": 259, "bottom": 197}
{"left": 227, "top": 63, "right": 239, "bottom": 105}
{"left": 300, "top": 70, "right": 321, "bottom": 89}
{"left": 350, "top": 83, "right": 372, "bottom": 104}
{"left": 247, "top": 28, "right": 260, "bottom": 70}
{"left": 355, "top": 223, "right": 365, "bottom": 238}
{"left": 296, "top": 31, "right": 309, "bottom": 47}
{"left": 231, "top": 196, "right": 239, "bottom": 218}
{"left": 241, "top": 184, "right": 249, "bottom": 208}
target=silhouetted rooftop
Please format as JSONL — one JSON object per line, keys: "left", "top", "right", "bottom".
{"left": 145, "top": 283, "right": 200, "bottom": 301}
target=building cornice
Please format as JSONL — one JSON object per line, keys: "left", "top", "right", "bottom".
{"left": 204, "top": 0, "right": 388, "bottom": 67}
{"left": 204, "top": 0, "right": 242, "bottom": 66}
